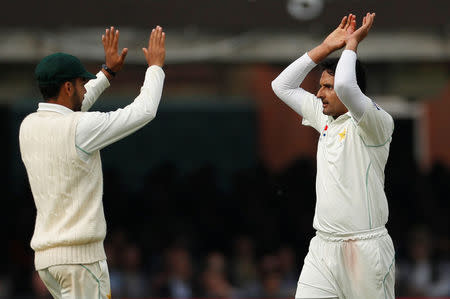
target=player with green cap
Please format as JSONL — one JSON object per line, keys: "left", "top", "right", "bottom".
{"left": 35, "top": 52, "right": 97, "bottom": 84}
{"left": 19, "top": 25, "right": 166, "bottom": 298}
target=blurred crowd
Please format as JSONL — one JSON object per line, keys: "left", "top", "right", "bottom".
{"left": 1, "top": 158, "right": 449, "bottom": 298}
{"left": 101, "top": 235, "right": 298, "bottom": 299}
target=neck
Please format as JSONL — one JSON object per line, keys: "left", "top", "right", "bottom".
{"left": 47, "top": 97, "right": 75, "bottom": 111}
{"left": 333, "top": 110, "right": 348, "bottom": 119}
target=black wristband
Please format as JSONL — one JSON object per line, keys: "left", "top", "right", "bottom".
{"left": 102, "top": 64, "right": 116, "bottom": 77}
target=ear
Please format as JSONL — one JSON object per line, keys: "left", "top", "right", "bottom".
{"left": 61, "top": 81, "right": 75, "bottom": 97}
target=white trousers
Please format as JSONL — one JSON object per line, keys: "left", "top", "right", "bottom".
{"left": 38, "top": 260, "right": 111, "bottom": 299}
{"left": 295, "top": 227, "right": 395, "bottom": 299}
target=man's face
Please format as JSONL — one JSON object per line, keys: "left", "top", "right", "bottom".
{"left": 316, "top": 70, "right": 348, "bottom": 118}
{"left": 70, "top": 78, "right": 87, "bottom": 111}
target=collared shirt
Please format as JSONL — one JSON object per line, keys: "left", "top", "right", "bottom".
{"left": 272, "top": 51, "right": 394, "bottom": 234}
{"left": 37, "top": 66, "right": 165, "bottom": 162}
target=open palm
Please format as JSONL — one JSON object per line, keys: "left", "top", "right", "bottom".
{"left": 346, "top": 13, "right": 375, "bottom": 45}
{"left": 322, "top": 14, "right": 356, "bottom": 51}
{"left": 102, "top": 26, "right": 128, "bottom": 72}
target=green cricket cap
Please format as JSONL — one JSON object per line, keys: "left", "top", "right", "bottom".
{"left": 35, "top": 53, "right": 96, "bottom": 85}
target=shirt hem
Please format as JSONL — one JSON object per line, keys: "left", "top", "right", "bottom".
{"left": 34, "top": 240, "right": 106, "bottom": 270}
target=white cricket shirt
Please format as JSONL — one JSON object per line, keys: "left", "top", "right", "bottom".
{"left": 272, "top": 50, "right": 394, "bottom": 234}
{"left": 37, "top": 65, "right": 165, "bottom": 162}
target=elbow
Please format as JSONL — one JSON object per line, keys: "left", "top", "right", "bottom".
{"left": 148, "top": 110, "right": 157, "bottom": 121}
{"left": 271, "top": 79, "right": 283, "bottom": 97}
{"left": 334, "top": 80, "right": 350, "bottom": 100}
{"left": 143, "top": 106, "right": 157, "bottom": 121}
{"left": 271, "top": 79, "right": 278, "bottom": 92}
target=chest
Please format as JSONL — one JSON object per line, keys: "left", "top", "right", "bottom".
{"left": 317, "top": 121, "right": 360, "bottom": 163}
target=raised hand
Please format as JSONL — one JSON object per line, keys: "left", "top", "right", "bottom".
{"left": 102, "top": 26, "right": 128, "bottom": 73}
{"left": 322, "top": 14, "right": 356, "bottom": 52}
{"left": 345, "top": 13, "right": 375, "bottom": 51}
{"left": 308, "top": 14, "right": 356, "bottom": 63}
{"left": 142, "top": 26, "right": 166, "bottom": 67}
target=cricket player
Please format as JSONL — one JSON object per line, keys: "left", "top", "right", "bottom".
{"left": 271, "top": 13, "right": 395, "bottom": 299}
{"left": 19, "top": 26, "right": 166, "bottom": 298}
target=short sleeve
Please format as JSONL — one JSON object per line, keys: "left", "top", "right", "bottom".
{"left": 357, "top": 102, "right": 394, "bottom": 146}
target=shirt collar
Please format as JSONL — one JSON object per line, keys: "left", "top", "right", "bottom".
{"left": 37, "top": 102, "right": 74, "bottom": 115}
{"left": 328, "top": 111, "right": 352, "bottom": 123}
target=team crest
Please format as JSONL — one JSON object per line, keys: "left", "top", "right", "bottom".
{"left": 338, "top": 128, "right": 346, "bottom": 141}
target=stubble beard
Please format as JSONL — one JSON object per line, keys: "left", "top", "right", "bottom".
{"left": 71, "top": 90, "right": 83, "bottom": 111}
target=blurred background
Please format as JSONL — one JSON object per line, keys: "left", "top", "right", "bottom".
{"left": 1, "top": 0, "right": 449, "bottom": 298}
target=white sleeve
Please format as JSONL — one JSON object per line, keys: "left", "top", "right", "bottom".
{"left": 357, "top": 103, "right": 394, "bottom": 146}
{"left": 334, "top": 50, "right": 371, "bottom": 122}
{"left": 271, "top": 53, "right": 327, "bottom": 132}
{"left": 81, "top": 71, "right": 110, "bottom": 112}
{"left": 335, "top": 50, "right": 394, "bottom": 145}
{"left": 75, "top": 65, "right": 165, "bottom": 154}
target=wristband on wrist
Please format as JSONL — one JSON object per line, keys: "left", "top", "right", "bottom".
{"left": 102, "top": 64, "right": 116, "bottom": 77}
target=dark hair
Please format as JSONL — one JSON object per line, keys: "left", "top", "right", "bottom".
{"left": 319, "top": 58, "right": 367, "bottom": 94}
{"left": 38, "top": 79, "right": 76, "bottom": 101}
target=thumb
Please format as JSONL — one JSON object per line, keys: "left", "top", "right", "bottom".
{"left": 142, "top": 48, "right": 148, "bottom": 56}
{"left": 120, "top": 48, "right": 129, "bottom": 61}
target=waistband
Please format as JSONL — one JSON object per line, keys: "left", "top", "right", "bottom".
{"left": 316, "top": 226, "right": 388, "bottom": 242}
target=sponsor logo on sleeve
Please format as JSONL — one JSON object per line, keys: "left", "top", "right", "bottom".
{"left": 373, "top": 101, "right": 381, "bottom": 110}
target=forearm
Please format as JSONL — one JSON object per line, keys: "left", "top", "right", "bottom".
{"left": 76, "top": 66, "right": 165, "bottom": 153}
{"left": 307, "top": 43, "right": 335, "bottom": 64}
{"left": 81, "top": 71, "right": 110, "bottom": 112}
{"left": 345, "top": 39, "right": 359, "bottom": 52}
{"left": 272, "top": 53, "right": 317, "bottom": 89}
{"left": 271, "top": 53, "right": 317, "bottom": 115}
{"left": 130, "top": 65, "right": 165, "bottom": 119}
{"left": 334, "top": 50, "right": 371, "bottom": 121}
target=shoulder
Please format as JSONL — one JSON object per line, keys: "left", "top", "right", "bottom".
{"left": 359, "top": 102, "right": 394, "bottom": 128}
{"left": 356, "top": 102, "right": 394, "bottom": 146}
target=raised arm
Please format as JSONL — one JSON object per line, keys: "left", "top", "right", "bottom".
{"left": 271, "top": 14, "right": 354, "bottom": 130}
{"left": 271, "top": 52, "right": 317, "bottom": 117}
{"left": 335, "top": 13, "right": 393, "bottom": 144}
{"left": 81, "top": 27, "right": 129, "bottom": 112}
{"left": 334, "top": 13, "right": 375, "bottom": 122}
{"left": 76, "top": 26, "right": 166, "bottom": 156}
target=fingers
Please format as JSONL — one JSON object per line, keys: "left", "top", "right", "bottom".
{"left": 114, "top": 29, "right": 120, "bottom": 51}
{"left": 120, "top": 48, "right": 128, "bottom": 62}
{"left": 339, "top": 16, "right": 347, "bottom": 29}
{"left": 109, "top": 26, "right": 114, "bottom": 46}
{"left": 345, "top": 14, "right": 352, "bottom": 30}
{"left": 161, "top": 32, "right": 166, "bottom": 47}
{"left": 105, "top": 27, "right": 111, "bottom": 47}
{"left": 367, "top": 13, "right": 375, "bottom": 30}
{"left": 150, "top": 28, "right": 156, "bottom": 49}
{"left": 148, "top": 26, "right": 164, "bottom": 49}
{"left": 103, "top": 26, "right": 119, "bottom": 48}
{"left": 362, "top": 12, "right": 375, "bottom": 30}
{"left": 144, "top": 25, "right": 165, "bottom": 67}
{"left": 156, "top": 26, "right": 163, "bottom": 46}
{"left": 350, "top": 14, "right": 356, "bottom": 30}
